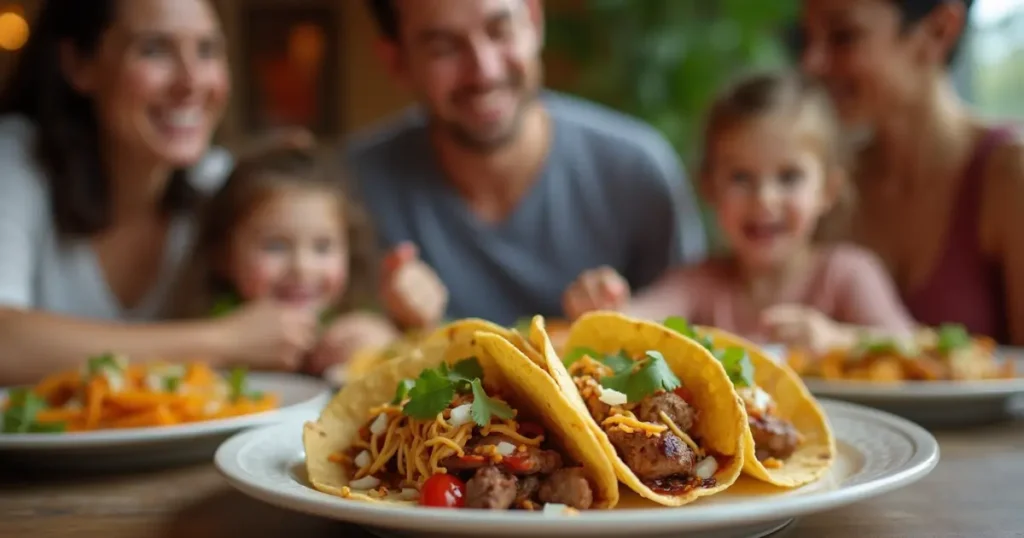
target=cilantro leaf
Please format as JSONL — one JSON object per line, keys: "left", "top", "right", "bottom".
{"left": 469, "top": 379, "right": 515, "bottom": 426}
{"left": 392, "top": 379, "right": 415, "bottom": 404}
{"left": 163, "top": 376, "right": 182, "bottom": 393}
{"left": 663, "top": 316, "right": 695, "bottom": 337}
{"left": 718, "top": 347, "right": 755, "bottom": 387}
{"left": 402, "top": 368, "right": 456, "bottom": 420}
{"left": 227, "top": 367, "right": 263, "bottom": 402}
{"left": 449, "top": 357, "right": 484, "bottom": 384}
{"left": 936, "top": 324, "right": 971, "bottom": 354}
{"left": 563, "top": 347, "right": 633, "bottom": 373}
{"left": 598, "top": 351, "right": 635, "bottom": 373}
{"left": 662, "top": 317, "right": 715, "bottom": 352}
{"left": 599, "top": 351, "right": 681, "bottom": 403}
{"left": 513, "top": 317, "right": 532, "bottom": 333}
{"left": 87, "top": 353, "right": 123, "bottom": 376}
{"left": 28, "top": 421, "right": 67, "bottom": 433}
{"left": 2, "top": 388, "right": 62, "bottom": 434}
{"left": 563, "top": 347, "right": 600, "bottom": 367}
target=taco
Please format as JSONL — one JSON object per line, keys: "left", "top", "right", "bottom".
{"left": 303, "top": 323, "right": 619, "bottom": 511}
{"left": 541, "top": 312, "right": 747, "bottom": 506}
{"left": 664, "top": 318, "right": 835, "bottom": 487}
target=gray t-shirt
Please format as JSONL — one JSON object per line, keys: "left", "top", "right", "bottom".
{"left": 346, "top": 92, "right": 707, "bottom": 326}
{"left": 0, "top": 115, "right": 230, "bottom": 321}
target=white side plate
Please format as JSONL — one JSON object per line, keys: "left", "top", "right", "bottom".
{"left": 0, "top": 372, "right": 332, "bottom": 470}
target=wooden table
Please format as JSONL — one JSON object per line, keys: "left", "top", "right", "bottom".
{"left": 2, "top": 419, "right": 1023, "bottom": 538}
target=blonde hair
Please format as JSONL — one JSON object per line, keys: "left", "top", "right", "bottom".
{"left": 169, "top": 146, "right": 379, "bottom": 318}
{"left": 701, "top": 71, "right": 854, "bottom": 241}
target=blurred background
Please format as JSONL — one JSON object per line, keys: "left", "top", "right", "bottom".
{"left": 0, "top": 0, "right": 1020, "bottom": 174}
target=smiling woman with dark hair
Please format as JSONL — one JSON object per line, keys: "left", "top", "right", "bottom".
{"left": 799, "top": 0, "right": 1024, "bottom": 345}
{"left": 0, "top": 0, "right": 317, "bottom": 384}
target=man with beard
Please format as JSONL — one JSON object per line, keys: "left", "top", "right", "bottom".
{"left": 348, "top": 0, "right": 707, "bottom": 328}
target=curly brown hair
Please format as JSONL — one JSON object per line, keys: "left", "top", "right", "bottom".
{"left": 168, "top": 146, "right": 380, "bottom": 318}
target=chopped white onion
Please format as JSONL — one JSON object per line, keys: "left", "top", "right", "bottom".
{"left": 449, "top": 404, "right": 473, "bottom": 427}
{"left": 737, "top": 387, "right": 774, "bottom": 415}
{"left": 103, "top": 371, "right": 126, "bottom": 393}
{"left": 398, "top": 488, "right": 420, "bottom": 501}
{"left": 495, "top": 441, "right": 517, "bottom": 456}
{"left": 203, "top": 401, "right": 223, "bottom": 415}
{"left": 354, "top": 450, "right": 371, "bottom": 469}
{"left": 543, "top": 503, "right": 569, "bottom": 515}
{"left": 348, "top": 476, "right": 381, "bottom": 490}
{"left": 597, "top": 387, "right": 628, "bottom": 407}
{"left": 369, "top": 413, "right": 389, "bottom": 435}
{"left": 144, "top": 374, "right": 163, "bottom": 392}
{"left": 694, "top": 456, "right": 718, "bottom": 480}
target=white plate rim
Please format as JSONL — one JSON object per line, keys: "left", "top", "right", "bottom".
{"left": 214, "top": 399, "right": 940, "bottom": 534}
{"left": 801, "top": 377, "right": 1024, "bottom": 399}
{"left": 0, "top": 372, "right": 332, "bottom": 449}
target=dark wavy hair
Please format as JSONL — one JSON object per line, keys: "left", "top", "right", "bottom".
{"left": 894, "top": 0, "right": 976, "bottom": 63}
{"left": 365, "top": 0, "right": 400, "bottom": 41}
{"left": 788, "top": 0, "right": 976, "bottom": 65}
{"left": 0, "top": 0, "right": 200, "bottom": 239}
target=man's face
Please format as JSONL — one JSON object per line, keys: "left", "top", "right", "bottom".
{"left": 385, "top": 0, "right": 544, "bottom": 152}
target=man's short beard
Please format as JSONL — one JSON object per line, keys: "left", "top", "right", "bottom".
{"left": 433, "top": 86, "right": 541, "bottom": 154}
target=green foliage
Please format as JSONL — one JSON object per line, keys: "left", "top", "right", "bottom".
{"left": 545, "top": 0, "right": 799, "bottom": 249}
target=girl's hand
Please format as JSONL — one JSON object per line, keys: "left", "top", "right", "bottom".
{"left": 761, "top": 304, "right": 852, "bottom": 354}
{"left": 307, "top": 313, "right": 400, "bottom": 374}
{"left": 379, "top": 242, "right": 449, "bottom": 330}
{"left": 219, "top": 300, "right": 318, "bottom": 371}
{"left": 562, "top": 266, "right": 631, "bottom": 321}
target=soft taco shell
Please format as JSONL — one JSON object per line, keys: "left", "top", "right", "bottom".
{"left": 302, "top": 323, "right": 619, "bottom": 509}
{"left": 545, "top": 311, "right": 748, "bottom": 507}
{"left": 696, "top": 326, "right": 836, "bottom": 487}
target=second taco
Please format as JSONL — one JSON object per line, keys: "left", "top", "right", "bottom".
{"left": 544, "top": 312, "right": 748, "bottom": 506}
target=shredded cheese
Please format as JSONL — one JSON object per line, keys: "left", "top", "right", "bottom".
{"left": 658, "top": 411, "right": 703, "bottom": 456}
{"left": 602, "top": 414, "right": 667, "bottom": 436}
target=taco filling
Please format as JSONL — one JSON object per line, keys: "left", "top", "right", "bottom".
{"left": 331, "top": 357, "right": 596, "bottom": 511}
{"left": 663, "top": 317, "right": 803, "bottom": 467}
{"left": 565, "top": 349, "right": 724, "bottom": 495}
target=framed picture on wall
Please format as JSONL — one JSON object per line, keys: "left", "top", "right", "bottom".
{"left": 239, "top": 1, "right": 341, "bottom": 137}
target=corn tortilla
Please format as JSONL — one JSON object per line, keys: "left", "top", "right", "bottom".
{"left": 302, "top": 322, "right": 619, "bottom": 509}
{"left": 541, "top": 311, "right": 748, "bottom": 507}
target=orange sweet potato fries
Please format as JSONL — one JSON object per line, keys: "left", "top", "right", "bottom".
{"left": 787, "top": 324, "right": 1014, "bottom": 383}
{"left": 2, "top": 354, "right": 278, "bottom": 433}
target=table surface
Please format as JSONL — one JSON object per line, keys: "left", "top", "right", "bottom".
{"left": 2, "top": 417, "right": 1023, "bottom": 538}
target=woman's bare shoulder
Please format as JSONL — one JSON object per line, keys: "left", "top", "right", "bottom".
{"left": 980, "top": 128, "right": 1024, "bottom": 252}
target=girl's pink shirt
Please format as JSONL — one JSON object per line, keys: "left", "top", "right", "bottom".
{"left": 625, "top": 244, "right": 916, "bottom": 344}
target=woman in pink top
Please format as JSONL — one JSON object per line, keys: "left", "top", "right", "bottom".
{"left": 800, "top": 0, "right": 1024, "bottom": 344}
{"left": 563, "top": 72, "right": 916, "bottom": 351}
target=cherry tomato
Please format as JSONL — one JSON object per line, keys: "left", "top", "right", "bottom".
{"left": 673, "top": 387, "right": 693, "bottom": 404}
{"left": 517, "top": 421, "right": 545, "bottom": 438}
{"left": 419, "top": 474, "right": 466, "bottom": 508}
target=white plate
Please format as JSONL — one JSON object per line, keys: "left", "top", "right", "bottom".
{"left": 214, "top": 399, "right": 939, "bottom": 538}
{"left": 0, "top": 372, "right": 331, "bottom": 470}
{"left": 765, "top": 345, "right": 1024, "bottom": 427}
